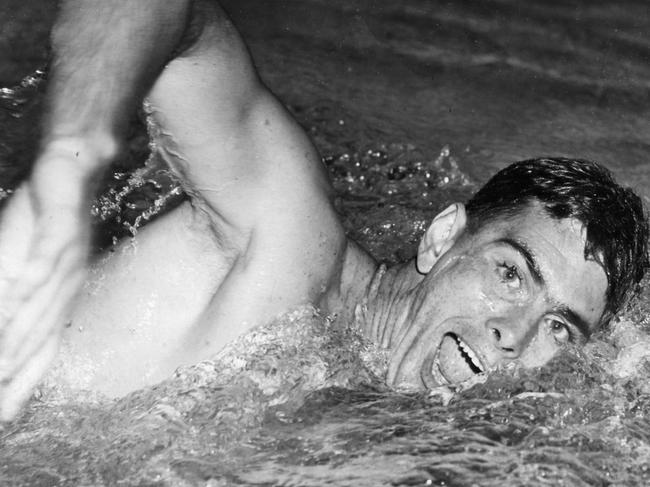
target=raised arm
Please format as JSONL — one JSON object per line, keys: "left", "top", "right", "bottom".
{"left": 0, "top": 0, "right": 193, "bottom": 420}
{"left": 45, "top": 0, "right": 193, "bottom": 166}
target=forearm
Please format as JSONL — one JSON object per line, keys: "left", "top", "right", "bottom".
{"left": 42, "top": 0, "right": 193, "bottom": 169}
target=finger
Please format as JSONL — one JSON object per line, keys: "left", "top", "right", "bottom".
{"left": 0, "top": 258, "right": 84, "bottom": 375}
{"left": 6, "top": 270, "right": 83, "bottom": 381}
{"left": 0, "top": 275, "right": 76, "bottom": 415}
{"left": 0, "top": 187, "right": 37, "bottom": 308}
{"left": 0, "top": 332, "right": 60, "bottom": 422}
{"left": 7, "top": 223, "right": 85, "bottom": 308}
{"left": 0, "top": 187, "right": 34, "bottom": 261}
{"left": 15, "top": 271, "right": 83, "bottom": 375}
{"left": 0, "top": 238, "right": 76, "bottom": 336}
{"left": 0, "top": 239, "right": 84, "bottom": 364}
{"left": 0, "top": 210, "right": 87, "bottom": 312}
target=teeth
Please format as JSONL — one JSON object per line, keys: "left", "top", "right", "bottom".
{"left": 455, "top": 336, "right": 485, "bottom": 373}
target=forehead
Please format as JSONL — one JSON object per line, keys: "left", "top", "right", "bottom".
{"left": 469, "top": 202, "right": 608, "bottom": 328}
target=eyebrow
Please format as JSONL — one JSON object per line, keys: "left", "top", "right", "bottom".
{"left": 496, "top": 237, "right": 593, "bottom": 340}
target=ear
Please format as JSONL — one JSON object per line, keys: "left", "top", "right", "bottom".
{"left": 416, "top": 203, "right": 467, "bottom": 274}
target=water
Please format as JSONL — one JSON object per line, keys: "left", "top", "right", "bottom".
{"left": 1, "top": 0, "right": 650, "bottom": 485}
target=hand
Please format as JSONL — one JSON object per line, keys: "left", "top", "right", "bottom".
{"left": 0, "top": 139, "right": 101, "bottom": 421}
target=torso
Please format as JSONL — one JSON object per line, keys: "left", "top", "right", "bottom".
{"left": 56, "top": 201, "right": 232, "bottom": 395}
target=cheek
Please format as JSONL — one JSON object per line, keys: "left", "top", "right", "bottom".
{"left": 517, "top": 327, "right": 561, "bottom": 368}
{"left": 447, "top": 256, "right": 499, "bottom": 309}
{"left": 436, "top": 255, "right": 491, "bottom": 294}
{"left": 386, "top": 313, "right": 447, "bottom": 389}
{"left": 444, "top": 263, "right": 506, "bottom": 325}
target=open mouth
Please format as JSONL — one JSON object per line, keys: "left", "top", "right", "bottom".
{"left": 430, "top": 333, "right": 486, "bottom": 385}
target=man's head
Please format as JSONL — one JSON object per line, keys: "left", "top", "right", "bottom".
{"left": 464, "top": 157, "right": 648, "bottom": 324}
{"left": 386, "top": 157, "right": 648, "bottom": 388}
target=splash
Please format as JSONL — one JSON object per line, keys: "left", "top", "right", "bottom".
{"left": 0, "top": 307, "right": 387, "bottom": 485}
{"left": 0, "top": 68, "right": 46, "bottom": 118}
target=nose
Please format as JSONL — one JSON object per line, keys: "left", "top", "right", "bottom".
{"left": 485, "top": 313, "right": 537, "bottom": 358}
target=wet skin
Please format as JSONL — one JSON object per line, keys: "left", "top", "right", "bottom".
{"left": 385, "top": 202, "right": 608, "bottom": 388}
{"left": 0, "top": 0, "right": 621, "bottom": 419}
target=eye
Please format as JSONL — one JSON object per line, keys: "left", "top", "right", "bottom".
{"left": 497, "top": 261, "right": 522, "bottom": 290}
{"left": 548, "top": 318, "right": 572, "bottom": 344}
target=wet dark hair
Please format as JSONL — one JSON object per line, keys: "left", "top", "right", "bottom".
{"left": 465, "top": 157, "right": 649, "bottom": 323}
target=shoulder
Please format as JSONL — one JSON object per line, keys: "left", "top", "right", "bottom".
{"left": 144, "top": 0, "right": 348, "bottom": 305}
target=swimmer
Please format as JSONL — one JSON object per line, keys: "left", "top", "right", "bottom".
{"left": 0, "top": 0, "right": 647, "bottom": 420}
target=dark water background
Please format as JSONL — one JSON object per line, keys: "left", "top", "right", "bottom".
{"left": 1, "top": 0, "right": 650, "bottom": 485}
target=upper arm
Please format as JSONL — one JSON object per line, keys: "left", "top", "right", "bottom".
{"left": 145, "top": 0, "right": 335, "bottom": 233}
{"left": 143, "top": 0, "right": 348, "bottom": 345}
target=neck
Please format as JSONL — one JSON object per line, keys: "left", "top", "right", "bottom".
{"left": 323, "top": 240, "right": 424, "bottom": 349}
{"left": 358, "top": 260, "right": 422, "bottom": 348}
